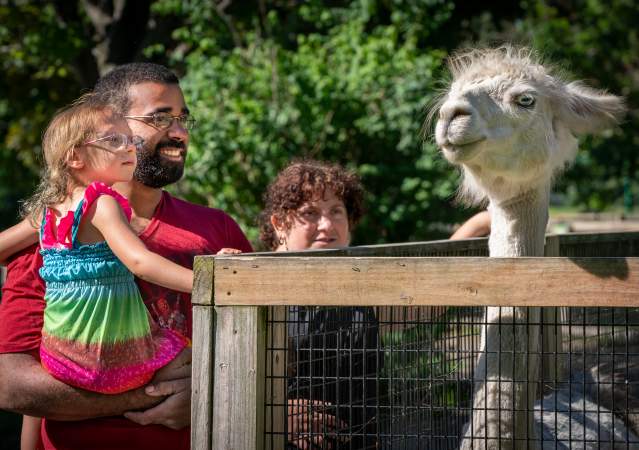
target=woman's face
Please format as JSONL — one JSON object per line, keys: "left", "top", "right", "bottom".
{"left": 273, "top": 190, "right": 350, "bottom": 251}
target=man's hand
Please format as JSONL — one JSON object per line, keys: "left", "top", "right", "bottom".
{"left": 123, "top": 347, "right": 192, "bottom": 430}
{"left": 124, "top": 378, "right": 191, "bottom": 429}
{"left": 151, "top": 347, "right": 192, "bottom": 382}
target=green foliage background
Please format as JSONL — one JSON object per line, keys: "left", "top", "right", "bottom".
{"left": 0, "top": 1, "right": 637, "bottom": 446}
{"left": 0, "top": 0, "right": 637, "bottom": 248}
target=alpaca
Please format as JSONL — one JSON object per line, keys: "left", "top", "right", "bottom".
{"left": 432, "top": 46, "right": 626, "bottom": 449}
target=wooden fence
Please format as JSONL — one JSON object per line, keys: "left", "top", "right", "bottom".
{"left": 190, "top": 232, "right": 639, "bottom": 450}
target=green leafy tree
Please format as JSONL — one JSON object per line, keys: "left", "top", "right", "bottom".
{"left": 178, "top": 1, "right": 472, "bottom": 246}
{"left": 0, "top": 3, "right": 85, "bottom": 227}
{"left": 2, "top": 0, "right": 635, "bottom": 241}
{"left": 447, "top": 0, "right": 639, "bottom": 212}
{"left": 0, "top": 0, "right": 177, "bottom": 228}
{"left": 518, "top": 0, "right": 639, "bottom": 212}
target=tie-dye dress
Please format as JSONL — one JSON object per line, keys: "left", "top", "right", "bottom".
{"left": 38, "top": 182, "right": 188, "bottom": 394}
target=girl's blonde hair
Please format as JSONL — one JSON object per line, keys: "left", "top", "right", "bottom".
{"left": 22, "top": 95, "right": 114, "bottom": 223}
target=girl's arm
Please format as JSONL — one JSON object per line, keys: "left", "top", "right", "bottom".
{"left": 89, "top": 195, "right": 193, "bottom": 293}
{"left": 0, "top": 219, "right": 38, "bottom": 265}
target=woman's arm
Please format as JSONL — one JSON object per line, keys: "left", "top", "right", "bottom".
{"left": 449, "top": 210, "right": 491, "bottom": 240}
{"left": 0, "top": 219, "right": 38, "bottom": 265}
{"left": 89, "top": 195, "right": 194, "bottom": 293}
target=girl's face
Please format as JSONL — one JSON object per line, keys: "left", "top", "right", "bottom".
{"left": 74, "top": 113, "right": 138, "bottom": 186}
{"left": 273, "top": 190, "right": 350, "bottom": 251}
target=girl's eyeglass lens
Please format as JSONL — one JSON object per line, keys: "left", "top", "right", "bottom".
{"left": 84, "top": 134, "right": 144, "bottom": 150}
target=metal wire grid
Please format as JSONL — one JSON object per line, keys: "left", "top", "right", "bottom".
{"left": 259, "top": 232, "right": 639, "bottom": 448}
{"left": 264, "top": 306, "right": 639, "bottom": 449}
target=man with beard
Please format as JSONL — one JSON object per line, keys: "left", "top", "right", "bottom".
{"left": 0, "top": 63, "right": 252, "bottom": 450}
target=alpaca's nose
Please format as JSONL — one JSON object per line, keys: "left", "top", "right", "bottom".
{"left": 435, "top": 99, "right": 476, "bottom": 147}
{"left": 439, "top": 100, "right": 473, "bottom": 123}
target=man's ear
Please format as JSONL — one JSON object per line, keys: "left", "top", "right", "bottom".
{"left": 66, "top": 147, "right": 85, "bottom": 170}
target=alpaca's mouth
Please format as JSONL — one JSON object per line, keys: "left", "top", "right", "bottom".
{"left": 441, "top": 138, "right": 485, "bottom": 162}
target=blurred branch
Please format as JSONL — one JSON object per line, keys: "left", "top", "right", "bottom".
{"left": 214, "top": 0, "right": 242, "bottom": 48}
{"left": 257, "top": 0, "right": 270, "bottom": 39}
{"left": 51, "top": 0, "right": 99, "bottom": 88}
{"left": 51, "top": 0, "right": 152, "bottom": 84}
{"left": 81, "top": 0, "right": 152, "bottom": 75}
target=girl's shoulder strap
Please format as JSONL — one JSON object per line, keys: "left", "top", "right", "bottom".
{"left": 68, "top": 182, "right": 132, "bottom": 248}
{"left": 40, "top": 184, "right": 132, "bottom": 249}
{"left": 40, "top": 205, "right": 77, "bottom": 250}
{"left": 40, "top": 207, "right": 57, "bottom": 248}
{"left": 80, "top": 182, "right": 133, "bottom": 222}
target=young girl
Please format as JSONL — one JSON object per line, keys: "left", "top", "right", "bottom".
{"left": 0, "top": 97, "right": 191, "bottom": 448}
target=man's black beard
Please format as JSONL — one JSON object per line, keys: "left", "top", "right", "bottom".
{"left": 133, "top": 140, "right": 186, "bottom": 188}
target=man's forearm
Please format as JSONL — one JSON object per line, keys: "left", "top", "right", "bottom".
{"left": 0, "top": 353, "right": 163, "bottom": 420}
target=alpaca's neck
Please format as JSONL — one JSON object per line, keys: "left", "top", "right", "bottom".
{"left": 488, "top": 187, "right": 549, "bottom": 257}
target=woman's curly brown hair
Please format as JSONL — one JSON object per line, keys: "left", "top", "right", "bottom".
{"left": 259, "top": 159, "right": 365, "bottom": 250}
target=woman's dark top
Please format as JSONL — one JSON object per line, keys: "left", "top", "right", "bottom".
{"left": 287, "top": 306, "right": 380, "bottom": 449}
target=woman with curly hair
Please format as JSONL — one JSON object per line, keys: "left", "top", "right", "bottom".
{"left": 259, "top": 159, "right": 379, "bottom": 450}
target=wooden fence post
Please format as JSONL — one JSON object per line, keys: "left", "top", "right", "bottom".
{"left": 192, "top": 257, "right": 216, "bottom": 450}
{"left": 212, "top": 305, "right": 266, "bottom": 450}
{"left": 542, "top": 235, "right": 565, "bottom": 393}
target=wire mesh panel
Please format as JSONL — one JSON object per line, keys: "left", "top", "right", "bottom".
{"left": 259, "top": 233, "right": 639, "bottom": 449}
{"left": 558, "top": 232, "right": 639, "bottom": 258}
{"left": 265, "top": 306, "right": 639, "bottom": 449}
{"left": 537, "top": 307, "right": 639, "bottom": 449}
{"left": 261, "top": 237, "right": 489, "bottom": 449}
{"left": 377, "top": 306, "right": 482, "bottom": 450}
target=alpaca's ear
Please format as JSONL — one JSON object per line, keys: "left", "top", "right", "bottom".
{"left": 555, "top": 81, "right": 626, "bottom": 134}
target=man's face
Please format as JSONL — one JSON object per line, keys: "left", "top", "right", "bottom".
{"left": 125, "top": 82, "right": 190, "bottom": 188}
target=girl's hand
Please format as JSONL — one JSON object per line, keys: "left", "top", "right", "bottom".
{"left": 216, "top": 247, "right": 242, "bottom": 255}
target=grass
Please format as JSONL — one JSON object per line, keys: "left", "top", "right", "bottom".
{"left": 380, "top": 308, "right": 479, "bottom": 408}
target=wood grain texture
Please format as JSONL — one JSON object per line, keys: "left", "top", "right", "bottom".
{"left": 541, "top": 236, "right": 564, "bottom": 391}
{"left": 558, "top": 231, "right": 639, "bottom": 245}
{"left": 245, "top": 236, "right": 489, "bottom": 257}
{"left": 192, "top": 305, "right": 215, "bottom": 450}
{"left": 193, "top": 256, "right": 215, "bottom": 306}
{"left": 212, "top": 256, "right": 639, "bottom": 307}
{"left": 211, "top": 306, "right": 266, "bottom": 450}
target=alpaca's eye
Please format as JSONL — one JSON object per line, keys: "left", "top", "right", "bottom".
{"left": 515, "top": 94, "right": 536, "bottom": 108}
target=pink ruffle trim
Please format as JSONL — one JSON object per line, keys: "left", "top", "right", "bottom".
{"left": 41, "top": 182, "right": 132, "bottom": 249}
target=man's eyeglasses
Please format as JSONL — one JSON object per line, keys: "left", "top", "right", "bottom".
{"left": 83, "top": 133, "right": 144, "bottom": 151}
{"left": 124, "top": 112, "right": 196, "bottom": 130}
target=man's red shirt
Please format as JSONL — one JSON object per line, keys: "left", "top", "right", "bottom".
{"left": 0, "top": 192, "right": 252, "bottom": 450}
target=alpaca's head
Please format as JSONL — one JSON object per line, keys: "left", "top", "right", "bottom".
{"left": 433, "top": 46, "right": 625, "bottom": 205}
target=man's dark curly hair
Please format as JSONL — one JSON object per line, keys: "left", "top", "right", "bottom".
{"left": 93, "top": 62, "right": 179, "bottom": 114}
{"left": 259, "top": 159, "right": 365, "bottom": 250}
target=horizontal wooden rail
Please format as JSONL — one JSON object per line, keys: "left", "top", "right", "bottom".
{"left": 192, "top": 256, "right": 639, "bottom": 307}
